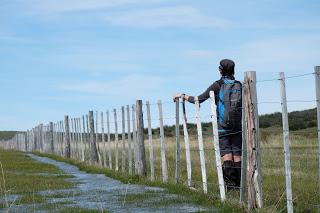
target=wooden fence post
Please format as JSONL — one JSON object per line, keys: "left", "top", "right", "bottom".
{"left": 314, "top": 66, "right": 320, "bottom": 184}
{"left": 279, "top": 72, "right": 293, "bottom": 213}
{"left": 146, "top": 101, "right": 155, "bottom": 180}
{"left": 244, "top": 71, "right": 263, "bottom": 209}
{"left": 39, "top": 124, "right": 44, "bottom": 152}
{"left": 49, "top": 122, "right": 54, "bottom": 153}
{"left": 136, "top": 100, "right": 147, "bottom": 176}
{"left": 80, "top": 116, "right": 85, "bottom": 161}
{"left": 209, "top": 91, "right": 225, "bottom": 201}
{"left": 132, "top": 104, "right": 138, "bottom": 174}
{"left": 89, "top": 111, "right": 99, "bottom": 164}
{"left": 95, "top": 111, "right": 102, "bottom": 166}
{"left": 64, "top": 116, "right": 71, "bottom": 158}
{"left": 175, "top": 99, "right": 181, "bottom": 183}
{"left": 158, "top": 100, "right": 168, "bottom": 182}
{"left": 101, "top": 112, "right": 107, "bottom": 167}
{"left": 195, "top": 97, "right": 208, "bottom": 194}
{"left": 240, "top": 85, "right": 248, "bottom": 204}
{"left": 127, "top": 105, "right": 133, "bottom": 175}
{"left": 181, "top": 100, "right": 192, "bottom": 187}
{"left": 121, "top": 106, "right": 126, "bottom": 173}
{"left": 107, "top": 110, "right": 112, "bottom": 169}
{"left": 114, "top": 109, "right": 119, "bottom": 171}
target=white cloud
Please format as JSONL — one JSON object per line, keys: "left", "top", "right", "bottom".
{"left": 105, "top": 6, "right": 230, "bottom": 28}
{"left": 59, "top": 75, "right": 165, "bottom": 98}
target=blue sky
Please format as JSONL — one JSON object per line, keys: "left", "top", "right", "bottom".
{"left": 1, "top": 0, "right": 320, "bottom": 130}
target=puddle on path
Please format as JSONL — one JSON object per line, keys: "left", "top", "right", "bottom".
{"left": 2, "top": 154, "right": 208, "bottom": 213}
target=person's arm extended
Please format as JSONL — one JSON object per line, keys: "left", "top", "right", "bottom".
{"left": 173, "top": 82, "right": 219, "bottom": 104}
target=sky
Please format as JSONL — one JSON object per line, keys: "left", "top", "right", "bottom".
{"left": 0, "top": 0, "right": 320, "bottom": 131}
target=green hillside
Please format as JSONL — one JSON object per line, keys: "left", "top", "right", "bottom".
{"left": 0, "top": 108, "right": 317, "bottom": 141}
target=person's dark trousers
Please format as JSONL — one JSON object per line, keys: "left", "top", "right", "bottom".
{"left": 222, "top": 160, "right": 237, "bottom": 188}
{"left": 234, "top": 161, "right": 242, "bottom": 187}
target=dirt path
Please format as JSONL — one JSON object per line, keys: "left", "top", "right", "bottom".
{"left": 12, "top": 154, "right": 206, "bottom": 213}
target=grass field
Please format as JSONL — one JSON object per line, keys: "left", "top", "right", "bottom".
{"left": 35, "top": 126, "right": 319, "bottom": 212}
{"left": 0, "top": 149, "right": 105, "bottom": 212}
{"left": 1, "top": 126, "right": 318, "bottom": 212}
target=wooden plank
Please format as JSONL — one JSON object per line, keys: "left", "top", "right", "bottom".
{"left": 114, "top": 109, "right": 119, "bottom": 171}
{"left": 64, "top": 116, "right": 71, "bottom": 158}
{"left": 175, "top": 99, "right": 180, "bottom": 183}
{"left": 121, "top": 106, "right": 126, "bottom": 173}
{"left": 209, "top": 91, "right": 225, "bottom": 200}
{"left": 101, "top": 111, "right": 107, "bottom": 167}
{"left": 158, "top": 100, "right": 168, "bottom": 182}
{"left": 181, "top": 100, "right": 192, "bottom": 187}
{"left": 107, "top": 110, "right": 112, "bottom": 169}
{"left": 136, "top": 100, "right": 147, "bottom": 176}
{"left": 244, "top": 71, "right": 263, "bottom": 209}
{"left": 194, "top": 97, "right": 207, "bottom": 194}
{"left": 279, "top": 72, "right": 293, "bottom": 213}
{"left": 89, "top": 111, "right": 99, "bottom": 164}
{"left": 314, "top": 66, "right": 320, "bottom": 184}
{"left": 146, "top": 101, "right": 155, "bottom": 180}
{"left": 126, "top": 105, "right": 133, "bottom": 175}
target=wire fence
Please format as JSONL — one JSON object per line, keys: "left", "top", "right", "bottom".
{"left": 0, "top": 69, "right": 320, "bottom": 212}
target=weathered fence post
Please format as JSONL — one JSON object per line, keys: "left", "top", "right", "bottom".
{"left": 126, "top": 105, "right": 133, "bottom": 175}
{"left": 101, "top": 112, "right": 107, "bottom": 167}
{"left": 132, "top": 104, "right": 138, "bottom": 174}
{"left": 39, "top": 124, "right": 44, "bottom": 152}
{"left": 107, "top": 110, "right": 112, "bottom": 169}
{"left": 146, "top": 101, "right": 155, "bottom": 180}
{"left": 158, "top": 100, "right": 168, "bottom": 182}
{"left": 49, "top": 122, "right": 54, "bottom": 153}
{"left": 136, "top": 100, "right": 147, "bottom": 176}
{"left": 240, "top": 85, "right": 248, "bottom": 204}
{"left": 279, "top": 72, "right": 293, "bottom": 213}
{"left": 195, "top": 97, "right": 208, "bottom": 194}
{"left": 81, "top": 116, "right": 85, "bottom": 161}
{"left": 209, "top": 91, "right": 225, "bottom": 201}
{"left": 114, "top": 109, "right": 119, "bottom": 171}
{"left": 244, "top": 71, "right": 263, "bottom": 209}
{"left": 181, "top": 100, "right": 192, "bottom": 187}
{"left": 89, "top": 111, "right": 99, "bottom": 164}
{"left": 121, "top": 106, "right": 126, "bottom": 173}
{"left": 175, "top": 99, "right": 181, "bottom": 184}
{"left": 314, "top": 66, "right": 320, "bottom": 184}
{"left": 64, "top": 116, "right": 71, "bottom": 158}
{"left": 95, "top": 111, "right": 102, "bottom": 165}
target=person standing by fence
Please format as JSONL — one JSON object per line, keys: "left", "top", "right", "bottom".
{"left": 173, "top": 59, "right": 242, "bottom": 189}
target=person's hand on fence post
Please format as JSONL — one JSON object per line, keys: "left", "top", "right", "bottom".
{"left": 173, "top": 93, "right": 182, "bottom": 102}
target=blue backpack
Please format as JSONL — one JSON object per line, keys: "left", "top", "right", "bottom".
{"left": 217, "top": 77, "right": 242, "bottom": 130}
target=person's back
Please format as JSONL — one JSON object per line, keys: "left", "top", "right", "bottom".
{"left": 173, "top": 59, "right": 242, "bottom": 189}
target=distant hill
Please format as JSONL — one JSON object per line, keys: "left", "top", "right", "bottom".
{"left": 0, "top": 131, "right": 17, "bottom": 141}
{"left": 259, "top": 108, "right": 317, "bottom": 130}
{"left": 0, "top": 108, "right": 317, "bottom": 141}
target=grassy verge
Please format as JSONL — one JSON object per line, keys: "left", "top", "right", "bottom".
{"left": 0, "top": 149, "right": 75, "bottom": 210}
{"left": 36, "top": 152, "right": 245, "bottom": 212}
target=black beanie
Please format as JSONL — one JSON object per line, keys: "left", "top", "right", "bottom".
{"left": 219, "top": 59, "right": 235, "bottom": 76}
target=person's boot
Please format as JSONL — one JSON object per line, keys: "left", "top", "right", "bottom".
{"left": 234, "top": 161, "right": 242, "bottom": 188}
{"left": 222, "top": 160, "right": 237, "bottom": 190}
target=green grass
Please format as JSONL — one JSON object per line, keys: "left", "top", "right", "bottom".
{"left": 0, "top": 149, "right": 75, "bottom": 210}
{"left": 39, "top": 127, "right": 319, "bottom": 212}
